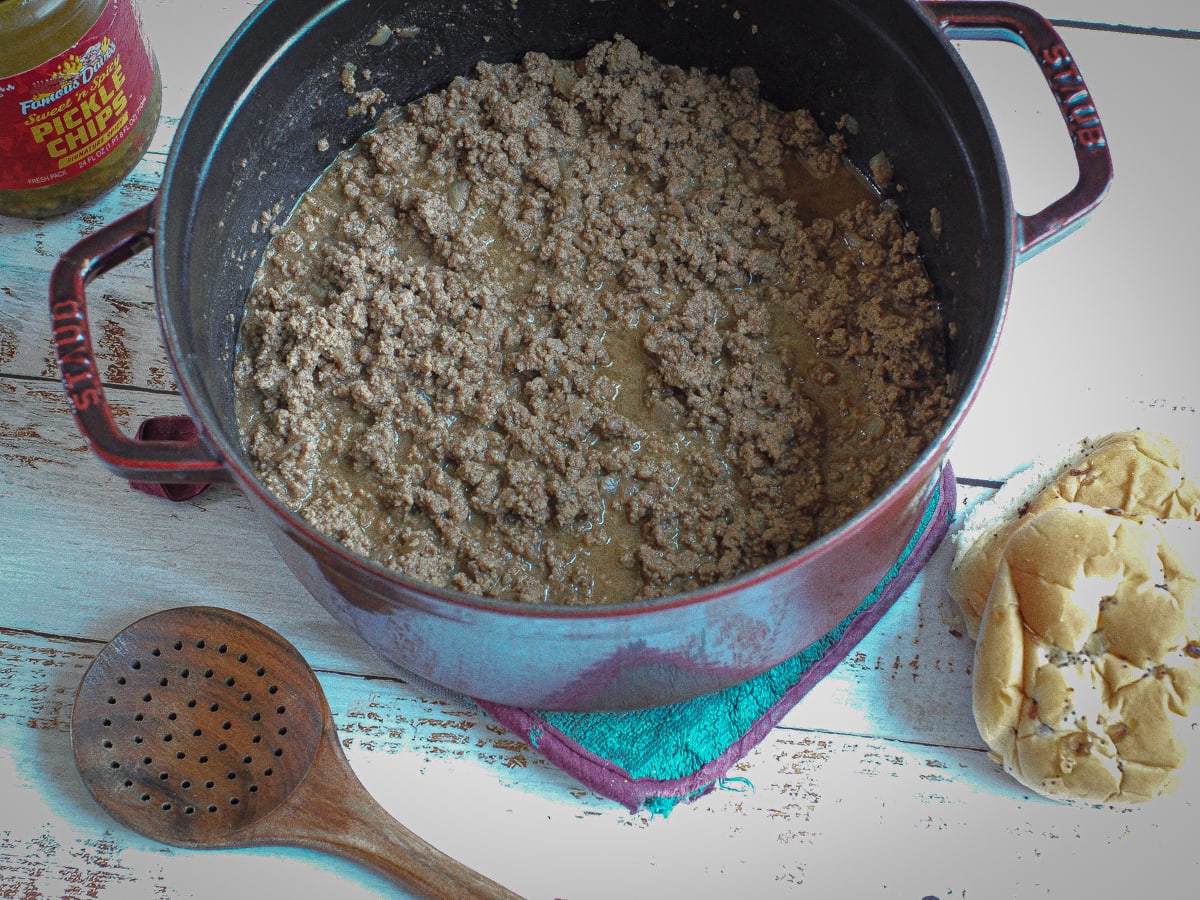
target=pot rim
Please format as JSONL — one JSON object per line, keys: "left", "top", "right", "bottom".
{"left": 154, "top": 0, "right": 1014, "bottom": 619}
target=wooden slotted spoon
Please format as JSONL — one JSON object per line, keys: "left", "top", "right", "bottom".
{"left": 71, "top": 605, "right": 521, "bottom": 899}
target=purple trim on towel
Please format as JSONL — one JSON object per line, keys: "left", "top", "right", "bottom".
{"left": 479, "top": 463, "right": 956, "bottom": 811}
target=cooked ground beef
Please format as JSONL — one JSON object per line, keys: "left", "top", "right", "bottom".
{"left": 233, "top": 36, "right": 954, "bottom": 605}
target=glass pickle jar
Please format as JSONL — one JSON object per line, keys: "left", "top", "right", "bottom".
{"left": 0, "top": 0, "right": 162, "bottom": 218}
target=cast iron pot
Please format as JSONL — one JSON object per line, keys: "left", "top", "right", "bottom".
{"left": 52, "top": 0, "right": 1111, "bottom": 709}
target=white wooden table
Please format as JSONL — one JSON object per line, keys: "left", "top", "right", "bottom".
{"left": 3, "top": 1, "right": 1198, "bottom": 896}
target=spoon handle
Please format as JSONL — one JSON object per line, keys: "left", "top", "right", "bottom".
{"left": 254, "top": 724, "right": 523, "bottom": 899}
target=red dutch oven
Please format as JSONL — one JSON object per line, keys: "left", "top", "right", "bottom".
{"left": 51, "top": 0, "right": 1112, "bottom": 709}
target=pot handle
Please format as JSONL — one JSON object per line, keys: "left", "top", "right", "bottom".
{"left": 923, "top": 1, "right": 1113, "bottom": 263}
{"left": 50, "top": 201, "right": 230, "bottom": 485}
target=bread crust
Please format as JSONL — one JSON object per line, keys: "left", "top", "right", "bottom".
{"left": 972, "top": 504, "right": 1200, "bottom": 804}
{"left": 950, "top": 430, "right": 1200, "bottom": 638}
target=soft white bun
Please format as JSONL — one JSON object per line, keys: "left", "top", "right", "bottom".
{"left": 950, "top": 430, "right": 1200, "bottom": 638}
{"left": 972, "top": 504, "right": 1200, "bottom": 804}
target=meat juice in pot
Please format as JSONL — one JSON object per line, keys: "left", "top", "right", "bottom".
{"left": 232, "top": 38, "right": 953, "bottom": 606}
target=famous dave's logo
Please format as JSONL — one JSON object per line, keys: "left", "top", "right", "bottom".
{"left": 19, "top": 37, "right": 117, "bottom": 116}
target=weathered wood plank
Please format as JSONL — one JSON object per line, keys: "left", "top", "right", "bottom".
{"left": 946, "top": 29, "right": 1200, "bottom": 480}
{"left": 1042, "top": 0, "right": 1200, "bottom": 31}
{"left": 0, "top": 376, "right": 388, "bottom": 678}
{"left": 3, "top": 628, "right": 1195, "bottom": 900}
{"left": 0, "top": 150, "right": 171, "bottom": 390}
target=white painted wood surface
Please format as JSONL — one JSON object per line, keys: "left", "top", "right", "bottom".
{"left": 2, "top": 2, "right": 1198, "bottom": 897}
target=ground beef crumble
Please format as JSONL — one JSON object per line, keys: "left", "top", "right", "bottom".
{"left": 234, "top": 37, "right": 954, "bottom": 605}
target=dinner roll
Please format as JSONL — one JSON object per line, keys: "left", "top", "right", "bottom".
{"left": 972, "top": 504, "right": 1200, "bottom": 804}
{"left": 950, "top": 430, "right": 1200, "bottom": 638}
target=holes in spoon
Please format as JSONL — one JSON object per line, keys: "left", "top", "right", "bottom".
{"left": 81, "top": 612, "right": 322, "bottom": 833}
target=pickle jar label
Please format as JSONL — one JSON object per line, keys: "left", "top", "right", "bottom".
{"left": 0, "top": 0, "right": 156, "bottom": 191}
